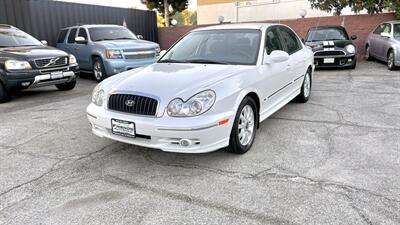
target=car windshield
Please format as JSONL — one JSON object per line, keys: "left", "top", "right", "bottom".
{"left": 159, "top": 29, "right": 261, "bottom": 65}
{"left": 394, "top": 24, "right": 400, "bottom": 40}
{"left": 306, "top": 27, "right": 349, "bottom": 42}
{"left": 89, "top": 27, "right": 137, "bottom": 41}
{"left": 0, "top": 28, "right": 43, "bottom": 47}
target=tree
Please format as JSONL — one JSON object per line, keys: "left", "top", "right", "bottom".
{"left": 141, "top": 0, "right": 188, "bottom": 27}
{"left": 171, "top": 10, "right": 197, "bottom": 26}
{"left": 309, "top": 0, "right": 400, "bottom": 18}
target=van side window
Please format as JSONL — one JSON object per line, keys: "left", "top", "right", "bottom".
{"left": 57, "top": 30, "right": 68, "bottom": 43}
{"left": 67, "top": 28, "right": 77, "bottom": 44}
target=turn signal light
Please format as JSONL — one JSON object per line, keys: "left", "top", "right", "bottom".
{"left": 218, "top": 119, "right": 229, "bottom": 126}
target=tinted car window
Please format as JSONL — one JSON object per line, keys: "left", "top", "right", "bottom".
{"left": 373, "top": 24, "right": 384, "bottom": 34}
{"left": 0, "top": 28, "right": 42, "bottom": 47}
{"left": 279, "top": 27, "right": 301, "bottom": 55}
{"left": 160, "top": 29, "right": 261, "bottom": 65}
{"left": 394, "top": 24, "right": 400, "bottom": 39}
{"left": 383, "top": 23, "right": 392, "bottom": 33}
{"left": 67, "top": 28, "right": 77, "bottom": 44}
{"left": 307, "top": 27, "right": 349, "bottom": 42}
{"left": 78, "top": 28, "right": 88, "bottom": 40}
{"left": 265, "top": 27, "right": 284, "bottom": 54}
{"left": 57, "top": 29, "right": 68, "bottom": 43}
{"left": 89, "top": 27, "right": 137, "bottom": 41}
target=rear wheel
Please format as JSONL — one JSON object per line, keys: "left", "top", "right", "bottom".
{"left": 0, "top": 82, "right": 11, "bottom": 103}
{"left": 93, "top": 57, "right": 107, "bottom": 82}
{"left": 56, "top": 79, "right": 76, "bottom": 91}
{"left": 295, "top": 69, "right": 312, "bottom": 103}
{"left": 227, "top": 97, "right": 258, "bottom": 154}
{"left": 387, "top": 50, "right": 397, "bottom": 70}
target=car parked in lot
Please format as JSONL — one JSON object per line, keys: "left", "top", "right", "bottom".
{"left": 57, "top": 24, "right": 160, "bottom": 82}
{"left": 365, "top": 21, "right": 400, "bottom": 70}
{"left": 87, "top": 23, "right": 314, "bottom": 154}
{"left": 305, "top": 25, "right": 357, "bottom": 69}
{"left": 0, "top": 24, "right": 79, "bottom": 103}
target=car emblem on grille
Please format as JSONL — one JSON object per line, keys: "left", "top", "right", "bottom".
{"left": 125, "top": 99, "right": 136, "bottom": 107}
{"left": 44, "top": 58, "right": 59, "bottom": 67}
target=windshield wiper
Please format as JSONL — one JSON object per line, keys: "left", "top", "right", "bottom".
{"left": 185, "top": 59, "right": 230, "bottom": 65}
{"left": 158, "top": 59, "right": 187, "bottom": 63}
{"left": 93, "top": 38, "right": 116, "bottom": 41}
{"left": 116, "top": 37, "right": 136, "bottom": 40}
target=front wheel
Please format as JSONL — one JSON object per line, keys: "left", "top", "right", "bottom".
{"left": 93, "top": 57, "right": 107, "bottom": 82}
{"left": 56, "top": 79, "right": 76, "bottom": 91}
{"left": 365, "top": 45, "right": 372, "bottom": 61}
{"left": 295, "top": 69, "right": 312, "bottom": 103}
{"left": 0, "top": 82, "right": 11, "bottom": 103}
{"left": 227, "top": 97, "right": 258, "bottom": 154}
{"left": 387, "top": 50, "right": 397, "bottom": 71}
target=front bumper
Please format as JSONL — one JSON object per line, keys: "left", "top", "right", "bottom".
{"left": 1, "top": 64, "right": 79, "bottom": 91}
{"left": 103, "top": 58, "right": 157, "bottom": 76}
{"left": 86, "top": 103, "right": 234, "bottom": 153}
{"left": 314, "top": 55, "right": 356, "bottom": 68}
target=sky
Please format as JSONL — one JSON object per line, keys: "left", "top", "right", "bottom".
{"left": 56, "top": 0, "right": 197, "bottom": 11}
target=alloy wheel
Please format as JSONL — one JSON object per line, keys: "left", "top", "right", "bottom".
{"left": 388, "top": 52, "right": 394, "bottom": 69}
{"left": 303, "top": 72, "right": 311, "bottom": 98}
{"left": 94, "top": 61, "right": 103, "bottom": 81}
{"left": 238, "top": 105, "right": 255, "bottom": 146}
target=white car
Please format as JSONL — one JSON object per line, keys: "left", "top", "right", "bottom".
{"left": 87, "top": 23, "right": 314, "bottom": 154}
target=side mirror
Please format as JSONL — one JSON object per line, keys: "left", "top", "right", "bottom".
{"left": 159, "top": 50, "right": 167, "bottom": 58}
{"left": 75, "top": 36, "right": 87, "bottom": 44}
{"left": 301, "top": 38, "right": 305, "bottom": 44}
{"left": 137, "top": 35, "right": 144, "bottom": 40}
{"left": 351, "top": 35, "right": 358, "bottom": 40}
{"left": 264, "top": 50, "right": 289, "bottom": 64}
{"left": 41, "top": 40, "right": 48, "bottom": 46}
{"left": 380, "top": 32, "right": 391, "bottom": 38}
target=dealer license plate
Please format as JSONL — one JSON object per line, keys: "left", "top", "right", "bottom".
{"left": 50, "top": 71, "right": 63, "bottom": 79}
{"left": 323, "top": 58, "right": 335, "bottom": 64}
{"left": 111, "top": 119, "right": 136, "bottom": 138}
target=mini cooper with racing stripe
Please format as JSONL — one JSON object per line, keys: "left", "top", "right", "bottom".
{"left": 305, "top": 26, "right": 357, "bottom": 69}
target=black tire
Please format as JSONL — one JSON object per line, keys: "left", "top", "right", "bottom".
{"left": 227, "top": 96, "right": 258, "bottom": 154}
{"left": 365, "top": 45, "right": 372, "bottom": 61}
{"left": 56, "top": 79, "right": 76, "bottom": 91}
{"left": 0, "top": 82, "right": 11, "bottom": 103}
{"left": 295, "top": 69, "right": 312, "bottom": 103}
{"left": 387, "top": 50, "right": 397, "bottom": 71}
{"left": 93, "top": 57, "right": 107, "bottom": 82}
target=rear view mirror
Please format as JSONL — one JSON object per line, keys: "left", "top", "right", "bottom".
{"left": 75, "top": 36, "right": 87, "bottom": 44}
{"left": 380, "top": 32, "right": 391, "bottom": 38}
{"left": 41, "top": 40, "right": 48, "bottom": 46}
{"left": 137, "top": 35, "right": 144, "bottom": 40}
{"left": 351, "top": 35, "right": 358, "bottom": 40}
{"left": 264, "top": 50, "right": 289, "bottom": 64}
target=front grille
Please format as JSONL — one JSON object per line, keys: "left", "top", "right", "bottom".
{"left": 314, "top": 51, "right": 345, "bottom": 57}
{"left": 35, "top": 57, "right": 68, "bottom": 68}
{"left": 123, "top": 49, "right": 156, "bottom": 60}
{"left": 108, "top": 94, "right": 158, "bottom": 116}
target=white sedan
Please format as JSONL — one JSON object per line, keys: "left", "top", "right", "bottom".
{"left": 87, "top": 23, "right": 314, "bottom": 154}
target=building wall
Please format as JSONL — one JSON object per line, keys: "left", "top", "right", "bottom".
{"left": 197, "top": 0, "right": 363, "bottom": 25}
{"left": 158, "top": 13, "right": 397, "bottom": 60}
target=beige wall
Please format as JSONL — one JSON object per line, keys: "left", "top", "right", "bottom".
{"left": 197, "top": 0, "right": 364, "bottom": 24}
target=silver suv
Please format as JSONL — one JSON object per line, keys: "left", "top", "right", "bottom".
{"left": 57, "top": 25, "right": 160, "bottom": 82}
{"left": 365, "top": 21, "right": 400, "bottom": 70}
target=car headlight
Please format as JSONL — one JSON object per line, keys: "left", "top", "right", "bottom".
{"left": 92, "top": 85, "right": 105, "bottom": 106}
{"left": 155, "top": 46, "right": 161, "bottom": 56}
{"left": 69, "top": 54, "right": 77, "bottom": 65}
{"left": 167, "top": 90, "right": 216, "bottom": 117}
{"left": 5, "top": 60, "right": 31, "bottom": 71}
{"left": 345, "top": 44, "right": 356, "bottom": 54}
{"left": 106, "top": 49, "right": 123, "bottom": 59}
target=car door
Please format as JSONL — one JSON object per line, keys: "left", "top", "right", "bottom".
{"left": 74, "top": 27, "right": 91, "bottom": 69}
{"left": 258, "top": 26, "right": 292, "bottom": 114}
{"left": 375, "top": 23, "right": 392, "bottom": 60}
{"left": 370, "top": 24, "right": 384, "bottom": 57}
{"left": 278, "top": 26, "right": 306, "bottom": 91}
{"left": 64, "top": 27, "right": 78, "bottom": 56}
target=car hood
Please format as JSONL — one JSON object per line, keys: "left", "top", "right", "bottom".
{"left": 306, "top": 40, "right": 353, "bottom": 50}
{"left": 0, "top": 46, "right": 68, "bottom": 61}
{"left": 102, "top": 63, "right": 248, "bottom": 102}
{"left": 95, "top": 39, "right": 159, "bottom": 50}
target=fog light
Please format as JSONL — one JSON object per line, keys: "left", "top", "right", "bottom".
{"left": 179, "top": 139, "right": 192, "bottom": 147}
{"left": 21, "top": 82, "right": 30, "bottom": 87}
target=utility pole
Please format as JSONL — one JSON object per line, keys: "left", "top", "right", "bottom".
{"left": 164, "top": 0, "right": 169, "bottom": 27}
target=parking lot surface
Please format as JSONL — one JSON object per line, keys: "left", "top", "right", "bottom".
{"left": 1, "top": 62, "right": 399, "bottom": 225}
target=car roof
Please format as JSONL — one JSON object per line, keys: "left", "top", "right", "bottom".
{"left": 309, "top": 25, "right": 345, "bottom": 30}
{"left": 62, "top": 24, "right": 124, "bottom": 29}
{"left": 192, "top": 23, "right": 277, "bottom": 32}
{"left": 386, "top": 20, "right": 400, "bottom": 24}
